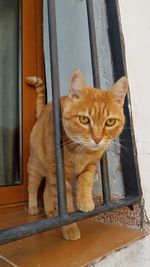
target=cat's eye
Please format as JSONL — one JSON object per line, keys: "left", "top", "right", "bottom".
{"left": 105, "top": 118, "right": 116, "bottom": 126}
{"left": 79, "top": 115, "right": 90, "bottom": 124}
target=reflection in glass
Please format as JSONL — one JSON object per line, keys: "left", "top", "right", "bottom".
{"left": 0, "top": 0, "right": 21, "bottom": 186}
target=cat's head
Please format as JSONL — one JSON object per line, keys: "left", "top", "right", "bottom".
{"left": 62, "top": 70, "right": 128, "bottom": 150}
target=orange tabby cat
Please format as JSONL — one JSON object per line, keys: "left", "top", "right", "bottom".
{"left": 26, "top": 70, "right": 128, "bottom": 240}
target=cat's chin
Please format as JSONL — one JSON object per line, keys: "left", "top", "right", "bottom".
{"left": 85, "top": 144, "right": 105, "bottom": 151}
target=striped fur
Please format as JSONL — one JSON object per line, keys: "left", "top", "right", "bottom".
{"left": 27, "top": 70, "right": 128, "bottom": 241}
{"left": 26, "top": 76, "right": 45, "bottom": 119}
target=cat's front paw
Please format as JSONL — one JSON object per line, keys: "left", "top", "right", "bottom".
{"left": 28, "top": 206, "right": 40, "bottom": 215}
{"left": 62, "top": 223, "right": 81, "bottom": 240}
{"left": 77, "top": 198, "right": 95, "bottom": 212}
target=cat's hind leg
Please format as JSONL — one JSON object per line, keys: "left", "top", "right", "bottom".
{"left": 43, "top": 178, "right": 56, "bottom": 217}
{"left": 28, "top": 165, "right": 42, "bottom": 215}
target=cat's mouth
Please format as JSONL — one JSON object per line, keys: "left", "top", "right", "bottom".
{"left": 83, "top": 141, "right": 108, "bottom": 151}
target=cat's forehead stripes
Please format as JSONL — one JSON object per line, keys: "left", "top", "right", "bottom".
{"left": 107, "top": 111, "right": 119, "bottom": 118}
{"left": 78, "top": 110, "right": 89, "bottom": 117}
{"left": 89, "top": 102, "right": 97, "bottom": 117}
{"left": 88, "top": 100, "right": 110, "bottom": 120}
{"left": 100, "top": 102, "right": 109, "bottom": 118}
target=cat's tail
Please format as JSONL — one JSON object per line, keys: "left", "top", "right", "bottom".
{"left": 26, "top": 76, "right": 45, "bottom": 119}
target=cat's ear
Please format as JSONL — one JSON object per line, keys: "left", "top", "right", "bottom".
{"left": 69, "top": 69, "right": 85, "bottom": 99}
{"left": 111, "top": 76, "right": 128, "bottom": 106}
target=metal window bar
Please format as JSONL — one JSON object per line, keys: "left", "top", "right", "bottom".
{"left": 86, "top": 0, "right": 111, "bottom": 205}
{"left": 105, "top": 0, "right": 142, "bottom": 197}
{"left": 0, "top": 0, "right": 142, "bottom": 245}
{"left": 47, "top": 0, "right": 67, "bottom": 218}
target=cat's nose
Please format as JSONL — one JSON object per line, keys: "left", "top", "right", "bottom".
{"left": 93, "top": 137, "right": 102, "bottom": 144}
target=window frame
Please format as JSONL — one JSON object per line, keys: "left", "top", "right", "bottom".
{"left": 0, "top": 0, "right": 143, "bottom": 245}
{"left": 0, "top": 0, "right": 44, "bottom": 206}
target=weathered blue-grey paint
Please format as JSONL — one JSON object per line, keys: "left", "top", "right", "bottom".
{"left": 93, "top": 0, "right": 124, "bottom": 196}
{"left": 43, "top": 0, "right": 124, "bottom": 196}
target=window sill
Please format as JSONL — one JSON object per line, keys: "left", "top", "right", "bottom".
{"left": 0, "top": 208, "right": 146, "bottom": 267}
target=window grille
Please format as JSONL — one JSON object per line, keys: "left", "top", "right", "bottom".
{"left": 0, "top": 0, "right": 142, "bottom": 245}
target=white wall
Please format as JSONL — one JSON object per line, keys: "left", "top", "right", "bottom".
{"left": 118, "top": 0, "right": 150, "bottom": 218}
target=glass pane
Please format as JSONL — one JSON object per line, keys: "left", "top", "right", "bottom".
{"left": 0, "top": 0, "right": 21, "bottom": 186}
{"left": 43, "top": 0, "right": 93, "bottom": 100}
{"left": 55, "top": 0, "right": 93, "bottom": 95}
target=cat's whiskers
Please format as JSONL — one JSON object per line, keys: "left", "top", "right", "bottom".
{"left": 55, "top": 139, "right": 75, "bottom": 156}
{"left": 108, "top": 140, "right": 133, "bottom": 160}
{"left": 55, "top": 139, "right": 72, "bottom": 150}
{"left": 55, "top": 134, "right": 87, "bottom": 157}
{"left": 111, "top": 140, "right": 130, "bottom": 152}
{"left": 65, "top": 143, "right": 84, "bottom": 163}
